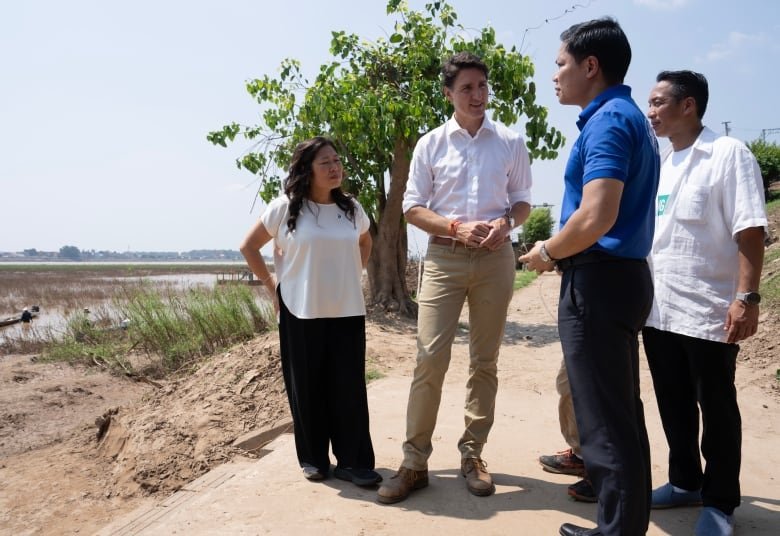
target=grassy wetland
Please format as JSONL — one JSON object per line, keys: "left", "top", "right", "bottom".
{"left": 0, "top": 264, "right": 274, "bottom": 375}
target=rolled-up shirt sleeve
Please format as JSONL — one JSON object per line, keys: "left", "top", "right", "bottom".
{"left": 507, "top": 137, "right": 533, "bottom": 206}
{"left": 403, "top": 141, "right": 432, "bottom": 213}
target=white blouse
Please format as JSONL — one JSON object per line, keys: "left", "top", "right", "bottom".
{"left": 261, "top": 195, "right": 370, "bottom": 319}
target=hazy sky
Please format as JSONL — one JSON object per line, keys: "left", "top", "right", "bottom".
{"left": 2, "top": 0, "right": 778, "bottom": 254}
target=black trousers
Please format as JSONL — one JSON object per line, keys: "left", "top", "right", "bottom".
{"left": 558, "top": 254, "right": 653, "bottom": 536}
{"left": 642, "top": 327, "right": 741, "bottom": 515}
{"left": 278, "top": 287, "right": 375, "bottom": 472}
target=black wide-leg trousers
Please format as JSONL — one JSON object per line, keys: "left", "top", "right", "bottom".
{"left": 558, "top": 255, "right": 653, "bottom": 536}
{"left": 277, "top": 287, "right": 375, "bottom": 473}
{"left": 642, "top": 326, "right": 741, "bottom": 515}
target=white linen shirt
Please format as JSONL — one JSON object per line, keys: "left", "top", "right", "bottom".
{"left": 645, "top": 126, "right": 767, "bottom": 342}
{"left": 261, "top": 196, "right": 370, "bottom": 319}
{"left": 403, "top": 115, "right": 532, "bottom": 229}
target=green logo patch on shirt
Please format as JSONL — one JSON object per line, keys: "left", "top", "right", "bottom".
{"left": 657, "top": 194, "right": 670, "bottom": 216}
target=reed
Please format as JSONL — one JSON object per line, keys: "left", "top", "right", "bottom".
{"left": 0, "top": 264, "right": 244, "bottom": 313}
{"left": 115, "top": 284, "right": 272, "bottom": 370}
{"left": 3, "top": 284, "right": 274, "bottom": 375}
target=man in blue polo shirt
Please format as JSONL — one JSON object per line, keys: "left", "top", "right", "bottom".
{"left": 521, "top": 17, "right": 660, "bottom": 536}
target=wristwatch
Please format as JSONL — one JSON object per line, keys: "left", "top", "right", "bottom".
{"left": 735, "top": 291, "right": 761, "bottom": 305}
{"left": 539, "top": 242, "right": 556, "bottom": 263}
{"left": 503, "top": 214, "right": 515, "bottom": 229}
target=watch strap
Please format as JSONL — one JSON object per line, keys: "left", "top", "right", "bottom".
{"left": 539, "top": 243, "right": 556, "bottom": 263}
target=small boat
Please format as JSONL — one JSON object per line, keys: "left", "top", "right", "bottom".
{"left": 0, "top": 307, "right": 40, "bottom": 328}
{"left": 0, "top": 316, "right": 20, "bottom": 328}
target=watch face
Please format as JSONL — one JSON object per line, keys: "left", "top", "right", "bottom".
{"left": 738, "top": 292, "right": 761, "bottom": 305}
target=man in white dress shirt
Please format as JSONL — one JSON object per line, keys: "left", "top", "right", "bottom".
{"left": 643, "top": 70, "right": 767, "bottom": 536}
{"left": 377, "top": 51, "right": 532, "bottom": 504}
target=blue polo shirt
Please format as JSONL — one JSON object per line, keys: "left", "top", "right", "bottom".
{"left": 560, "top": 85, "right": 660, "bottom": 258}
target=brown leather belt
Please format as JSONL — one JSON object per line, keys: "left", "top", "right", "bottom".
{"left": 429, "top": 236, "right": 510, "bottom": 248}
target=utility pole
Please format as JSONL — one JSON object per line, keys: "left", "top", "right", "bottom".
{"left": 722, "top": 121, "right": 731, "bottom": 136}
{"left": 761, "top": 128, "right": 780, "bottom": 142}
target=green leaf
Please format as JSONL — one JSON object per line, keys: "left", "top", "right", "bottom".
{"left": 209, "top": 0, "right": 565, "bottom": 305}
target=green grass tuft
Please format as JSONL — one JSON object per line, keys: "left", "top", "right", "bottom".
{"left": 514, "top": 269, "right": 538, "bottom": 290}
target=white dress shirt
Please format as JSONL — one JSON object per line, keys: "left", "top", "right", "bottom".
{"left": 403, "top": 115, "right": 532, "bottom": 228}
{"left": 645, "top": 126, "right": 767, "bottom": 342}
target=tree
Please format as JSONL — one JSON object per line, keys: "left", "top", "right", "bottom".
{"left": 23, "top": 248, "right": 38, "bottom": 257}
{"left": 748, "top": 139, "right": 780, "bottom": 201}
{"left": 208, "top": 0, "right": 564, "bottom": 316}
{"left": 520, "top": 207, "right": 554, "bottom": 245}
{"left": 59, "top": 245, "right": 81, "bottom": 261}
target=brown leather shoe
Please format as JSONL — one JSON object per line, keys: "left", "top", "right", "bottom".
{"left": 376, "top": 466, "right": 429, "bottom": 504}
{"left": 461, "top": 457, "right": 495, "bottom": 496}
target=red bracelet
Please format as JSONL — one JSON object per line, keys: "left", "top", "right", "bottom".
{"left": 449, "top": 220, "right": 461, "bottom": 237}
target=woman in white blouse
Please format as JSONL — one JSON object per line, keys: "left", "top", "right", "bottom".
{"left": 240, "top": 136, "right": 380, "bottom": 486}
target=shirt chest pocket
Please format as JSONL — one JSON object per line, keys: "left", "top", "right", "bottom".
{"left": 674, "top": 183, "right": 710, "bottom": 223}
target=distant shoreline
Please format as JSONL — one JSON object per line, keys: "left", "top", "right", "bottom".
{"left": 0, "top": 262, "right": 269, "bottom": 275}
{"left": 0, "top": 260, "right": 249, "bottom": 266}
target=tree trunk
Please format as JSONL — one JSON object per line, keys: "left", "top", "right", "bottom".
{"left": 367, "top": 137, "right": 417, "bottom": 317}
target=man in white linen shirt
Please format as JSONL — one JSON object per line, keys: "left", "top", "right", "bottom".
{"left": 377, "top": 51, "right": 532, "bottom": 504}
{"left": 643, "top": 70, "right": 767, "bottom": 536}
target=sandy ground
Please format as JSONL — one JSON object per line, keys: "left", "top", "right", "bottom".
{"left": 0, "top": 269, "right": 778, "bottom": 535}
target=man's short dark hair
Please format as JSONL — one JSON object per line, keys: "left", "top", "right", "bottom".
{"left": 656, "top": 70, "right": 709, "bottom": 119}
{"left": 441, "top": 52, "right": 488, "bottom": 88}
{"left": 560, "top": 17, "right": 631, "bottom": 85}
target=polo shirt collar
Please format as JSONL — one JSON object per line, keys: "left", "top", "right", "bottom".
{"left": 576, "top": 84, "right": 632, "bottom": 131}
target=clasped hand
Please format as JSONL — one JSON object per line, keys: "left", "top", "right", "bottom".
{"left": 457, "top": 220, "right": 507, "bottom": 250}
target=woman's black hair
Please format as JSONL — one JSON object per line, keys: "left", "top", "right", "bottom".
{"left": 283, "top": 136, "right": 356, "bottom": 233}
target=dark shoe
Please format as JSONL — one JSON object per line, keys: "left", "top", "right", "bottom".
{"left": 539, "top": 448, "right": 586, "bottom": 476}
{"left": 559, "top": 523, "right": 601, "bottom": 536}
{"left": 334, "top": 466, "right": 383, "bottom": 487}
{"left": 302, "top": 463, "right": 328, "bottom": 481}
{"left": 568, "top": 478, "right": 597, "bottom": 503}
{"left": 461, "top": 457, "right": 495, "bottom": 497}
{"left": 651, "top": 482, "right": 703, "bottom": 509}
{"left": 376, "top": 466, "right": 429, "bottom": 504}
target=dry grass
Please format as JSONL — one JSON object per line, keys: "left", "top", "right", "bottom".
{"left": 0, "top": 264, "right": 242, "bottom": 314}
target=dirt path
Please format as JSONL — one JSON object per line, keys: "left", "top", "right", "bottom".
{"left": 0, "top": 272, "right": 778, "bottom": 535}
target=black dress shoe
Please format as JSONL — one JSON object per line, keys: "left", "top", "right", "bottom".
{"left": 559, "top": 523, "right": 601, "bottom": 536}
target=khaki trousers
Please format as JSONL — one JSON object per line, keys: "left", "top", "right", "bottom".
{"left": 402, "top": 241, "right": 515, "bottom": 470}
{"left": 556, "top": 359, "right": 581, "bottom": 456}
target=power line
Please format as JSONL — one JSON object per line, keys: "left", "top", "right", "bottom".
{"left": 761, "top": 128, "right": 780, "bottom": 142}
{"left": 519, "top": 2, "right": 595, "bottom": 51}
